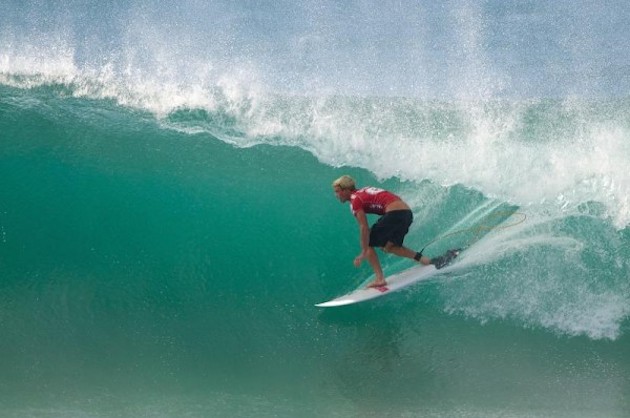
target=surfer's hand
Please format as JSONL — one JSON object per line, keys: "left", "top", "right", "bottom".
{"left": 354, "top": 252, "right": 365, "bottom": 267}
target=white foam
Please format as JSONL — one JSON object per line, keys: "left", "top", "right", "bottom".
{"left": 439, "top": 211, "right": 630, "bottom": 340}
{"left": 2, "top": 22, "right": 629, "bottom": 230}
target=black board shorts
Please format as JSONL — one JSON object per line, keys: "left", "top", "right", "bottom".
{"left": 369, "top": 210, "right": 413, "bottom": 248}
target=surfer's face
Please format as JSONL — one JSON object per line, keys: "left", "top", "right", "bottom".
{"left": 334, "top": 186, "right": 351, "bottom": 203}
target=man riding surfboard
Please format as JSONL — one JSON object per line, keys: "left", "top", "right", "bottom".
{"left": 333, "top": 175, "right": 458, "bottom": 288}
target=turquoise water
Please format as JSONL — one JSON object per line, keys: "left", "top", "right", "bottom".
{"left": 2, "top": 1, "right": 630, "bottom": 417}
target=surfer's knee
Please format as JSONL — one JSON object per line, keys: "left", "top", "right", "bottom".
{"left": 383, "top": 242, "right": 396, "bottom": 253}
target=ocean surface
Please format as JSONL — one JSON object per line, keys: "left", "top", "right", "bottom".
{"left": 1, "top": 1, "right": 630, "bottom": 417}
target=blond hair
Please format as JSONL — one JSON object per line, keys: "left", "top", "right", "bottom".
{"left": 332, "top": 175, "right": 356, "bottom": 190}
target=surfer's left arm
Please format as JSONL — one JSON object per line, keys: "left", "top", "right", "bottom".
{"left": 353, "top": 209, "right": 370, "bottom": 266}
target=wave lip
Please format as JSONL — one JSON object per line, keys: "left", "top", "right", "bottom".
{"left": 2, "top": 1, "right": 629, "bottom": 231}
{"left": 10, "top": 66, "right": 629, "bottom": 231}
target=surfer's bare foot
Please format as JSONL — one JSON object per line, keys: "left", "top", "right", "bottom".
{"left": 367, "top": 279, "right": 387, "bottom": 288}
{"left": 433, "top": 249, "right": 461, "bottom": 269}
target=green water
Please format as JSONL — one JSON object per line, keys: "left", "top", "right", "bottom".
{"left": 3, "top": 0, "right": 630, "bottom": 414}
{"left": 1, "top": 84, "right": 629, "bottom": 417}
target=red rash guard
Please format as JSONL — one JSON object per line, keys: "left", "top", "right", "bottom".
{"left": 350, "top": 187, "right": 401, "bottom": 216}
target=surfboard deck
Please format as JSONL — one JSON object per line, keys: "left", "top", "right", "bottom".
{"left": 315, "top": 264, "right": 436, "bottom": 308}
{"left": 315, "top": 249, "right": 460, "bottom": 308}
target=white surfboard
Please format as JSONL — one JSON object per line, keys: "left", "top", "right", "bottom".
{"left": 315, "top": 264, "right": 440, "bottom": 308}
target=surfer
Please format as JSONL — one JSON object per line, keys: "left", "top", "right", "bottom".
{"left": 333, "top": 175, "right": 456, "bottom": 288}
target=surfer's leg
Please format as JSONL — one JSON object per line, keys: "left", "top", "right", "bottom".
{"left": 384, "top": 242, "right": 431, "bottom": 265}
{"left": 365, "top": 247, "right": 387, "bottom": 288}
